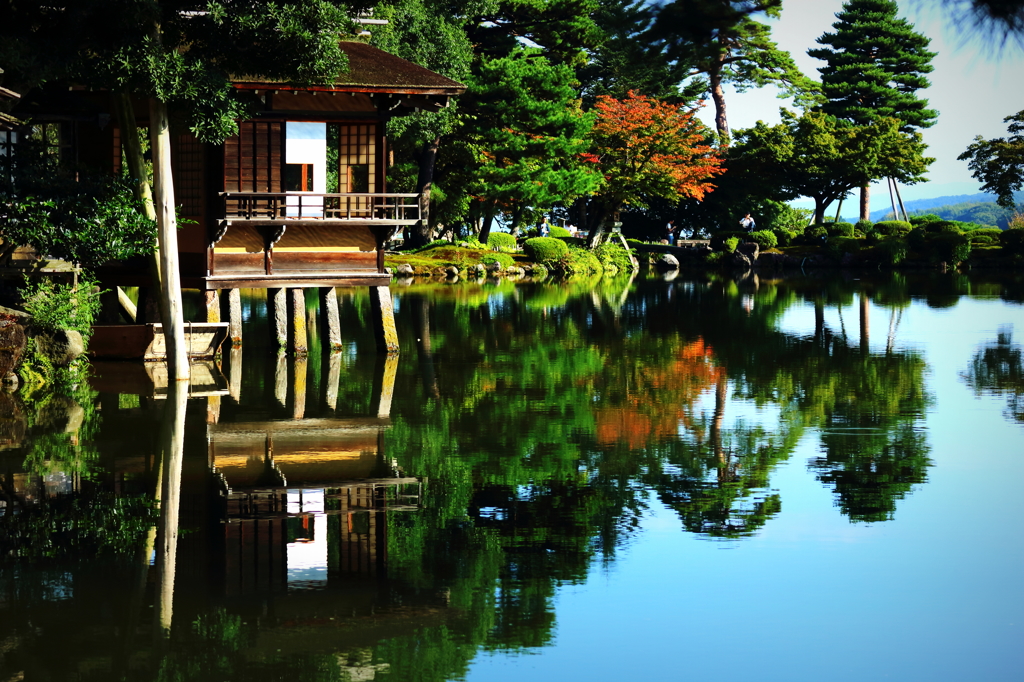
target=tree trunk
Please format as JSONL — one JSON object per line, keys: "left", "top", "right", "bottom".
{"left": 149, "top": 96, "right": 189, "bottom": 381}
{"left": 478, "top": 202, "right": 497, "bottom": 244}
{"left": 859, "top": 184, "right": 870, "bottom": 222}
{"left": 409, "top": 136, "right": 440, "bottom": 248}
{"left": 113, "top": 91, "right": 164, "bottom": 320}
{"left": 709, "top": 48, "right": 730, "bottom": 145}
{"left": 814, "top": 197, "right": 829, "bottom": 225}
{"left": 585, "top": 199, "right": 612, "bottom": 249}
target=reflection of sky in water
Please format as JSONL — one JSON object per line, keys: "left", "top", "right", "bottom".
{"left": 286, "top": 490, "right": 328, "bottom": 588}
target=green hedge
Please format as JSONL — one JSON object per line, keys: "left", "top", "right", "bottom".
{"left": 549, "top": 226, "right": 571, "bottom": 238}
{"left": 710, "top": 230, "right": 748, "bottom": 251}
{"left": 999, "top": 229, "right": 1024, "bottom": 254}
{"left": 523, "top": 237, "right": 569, "bottom": 263}
{"left": 827, "top": 222, "right": 856, "bottom": 237}
{"left": 873, "top": 220, "right": 913, "bottom": 237}
{"left": 487, "top": 232, "right": 518, "bottom": 252}
{"left": 749, "top": 230, "right": 778, "bottom": 249}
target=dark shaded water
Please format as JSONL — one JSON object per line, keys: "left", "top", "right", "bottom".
{"left": 2, "top": 271, "right": 1023, "bottom": 681}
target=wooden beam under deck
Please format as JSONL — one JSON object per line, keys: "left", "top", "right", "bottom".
{"left": 199, "top": 273, "right": 390, "bottom": 290}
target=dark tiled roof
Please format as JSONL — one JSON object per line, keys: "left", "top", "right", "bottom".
{"left": 234, "top": 41, "right": 465, "bottom": 95}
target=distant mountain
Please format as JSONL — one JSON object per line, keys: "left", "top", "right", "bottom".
{"left": 868, "top": 191, "right": 1023, "bottom": 228}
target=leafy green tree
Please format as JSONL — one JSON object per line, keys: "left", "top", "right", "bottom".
{"left": 577, "top": 0, "right": 688, "bottom": 103}
{"left": 735, "top": 109, "right": 931, "bottom": 223}
{"left": 453, "top": 48, "right": 601, "bottom": 241}
{"left": 371, "top": 0, "right": 474, "bottom": 246}
{"left": 958, "top": 110, "right": 1024, "bottom": 210}
{"left": 808, "top": 0, "right": 937, "bottom": 220}
{"left": 652, "top": 0, "right": 819, "bottom": 143}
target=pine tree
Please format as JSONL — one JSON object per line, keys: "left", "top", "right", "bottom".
{"left": 808, "top": 0, "right": 937, "bottom": 220}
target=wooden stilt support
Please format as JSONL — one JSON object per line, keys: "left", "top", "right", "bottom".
{"left": 368, "top": 286, "right": 399, "bottom": 353}
{"left": 292, "top": 354, "right": 307, "bottom": 420}
{"left": 274, "top": 350, "right": 287, "bottom": 408}
{"left": 290, "top": 288, "right": 307, "bottom": 355}
{"left": 206, "top": 396, "right": 220, "bottom": 425}
{"left": 324, "top": 350, "right": 341, "bottom": 412}
{"left": 228, "top": 346, "right": 242, "bottom": 402}
{"left": 371, "top": 353, "right": 399, "bottom": 419}
{"left": 228, "top": 289, "right": 242, "bottom": 346}
{"left": 204, "top": 290, "right": 221, "bottom": 324}
{"left": 269, "top": 288, "right": 287, "bottom": 348}
{"left": 319, "top": 287, "right": 342, "bottom": 350}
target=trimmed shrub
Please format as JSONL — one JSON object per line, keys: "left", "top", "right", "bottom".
{"left": 855, "top": 219, "right": 873, "bottom": 234}
{"left": 749, "top": 229, "right": 778, "bottom": 249}
{"left": 595, "top": 241, "right": 636, "bottom": 272}
{"left": 827, "top": 222, "right": 855, "bottom": 237}
{"left": 549, "top": 226, "right": 571, "bottom": 238}
{"left": 711, "top": 230, "right": 747, "bottom": 251}
{"left": 481, "top": 252, "right": 515, "bottom": 269}
{"left": 873, "top": 220, "right": 913, "bottom": 237}
{"left": 930, "top": 232, "right": 972, "bottom": 264}
{"left": 724, "top": 237, "right": 740, "bottom": 253}
{"left": 969, "top": 228, "right": 1003, "bottom": 245}
{"left": 487, "top": 232, "right": 518, "bottom": 252}
{"left": 998, "top": 229, "right": 1024, "bottom": 254}
{"left": 796, "top": 225, "right": 828, "bottom": 245}
{"left": 772, "top": 229, "right": 796, "bottom": 247}
{"left": 909, "top": 213, "right": 943, "bottom": 225}
{"left": 564, "top": 246, "right": 602, "bottom": 274}
{"left": 523, "top": 237, "right": 569, "bottom": 263}
{"left": 824, "top": 236, "right": 860, "bottom": 259}
{"left": 879, "top": 237, "right": 909, "bottom": 265}
{"left": 924, "top": 220, "right": 965, "bottom": 234}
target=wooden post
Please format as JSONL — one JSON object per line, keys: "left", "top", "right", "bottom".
{"left": 324, "top": 350, "right": 341, "bottom": 412}
{"left": 319, "top": 287, "right": 342, "bottom": 350}
{"left": 269, "top": 288, "right": 287, "bottom": 348}
{"left": 228, "top": 345, "right": 242, "bottom": 402}
{"left": 204, "top": 290, "right": 221, "bottom": 323}
{"left": 368, "top": 286, "right": 399, "bottom": 353}
{"left": 274, "top": 350, "right": 287, "bottom": 408}
{"left": 228, "top": 288, "right": 242, "bottom": 346}
{"left": 290, "top": 288, "right": 307, "bottom": 355}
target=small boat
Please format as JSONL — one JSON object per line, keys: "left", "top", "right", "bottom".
{"left": 89, "top": 323, "right": 229, "bottom": 361}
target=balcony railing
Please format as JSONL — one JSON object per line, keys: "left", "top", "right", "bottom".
{"left": 221, "top": 192, "right": 421, "bottom": 224}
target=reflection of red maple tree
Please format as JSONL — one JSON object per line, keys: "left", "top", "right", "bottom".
{"left": 595, "top": 339, "right": 725, "bottom": 449}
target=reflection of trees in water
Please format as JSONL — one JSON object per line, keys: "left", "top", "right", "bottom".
{"left": 963, "top": 328, "right": 1024, "bottom": 423}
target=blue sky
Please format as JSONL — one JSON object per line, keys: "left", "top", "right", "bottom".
{"left": 694, "top": 0, "right": 1024, "bottom": 203}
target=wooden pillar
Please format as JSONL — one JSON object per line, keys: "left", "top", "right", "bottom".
{"left": 269, "top": 288, "right": 287, "bottom": 348}
{"left": 274, "top": 350, "right": 287, "bottom": 409}
{"left": 228, "top": 345, "right": 242, "bottom": 402}
{"left": 290, "top": 288, "right": 307, "bottom": 355}
{"left": 319, "top": 287, "right": 342, "bottom": 350}
{"left": 206, "top": 396, "right": 220, "bottom": 425}
{"left": 324, "top": 350, "right": 341, "bottom": 412}
{"left": 228, "top": 289, "right": 242, "bottom": 346}
{"left": 204, "top": 290, "right": 221, "bottom": 323}
{"left": 292, "top": 354, "right": 307, "bottom": 420}
{"left": 368, "top": 286, "right": 399, "bottom": 353}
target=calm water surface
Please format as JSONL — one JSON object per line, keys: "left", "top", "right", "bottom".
{"left": 1, "top": 272, "right": 1023, "bottom": 681}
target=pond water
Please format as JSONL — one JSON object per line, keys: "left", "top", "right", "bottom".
{"left": 1, "top": 271, "right": 1023, "bottom": 681}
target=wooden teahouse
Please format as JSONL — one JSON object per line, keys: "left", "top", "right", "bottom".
{"left": 10, "top": 41, "right": 464, "bottom": 352}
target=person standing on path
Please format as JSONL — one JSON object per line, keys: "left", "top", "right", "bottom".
{"left": 666, "top": 219, "right": 676, "bottom": 245}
